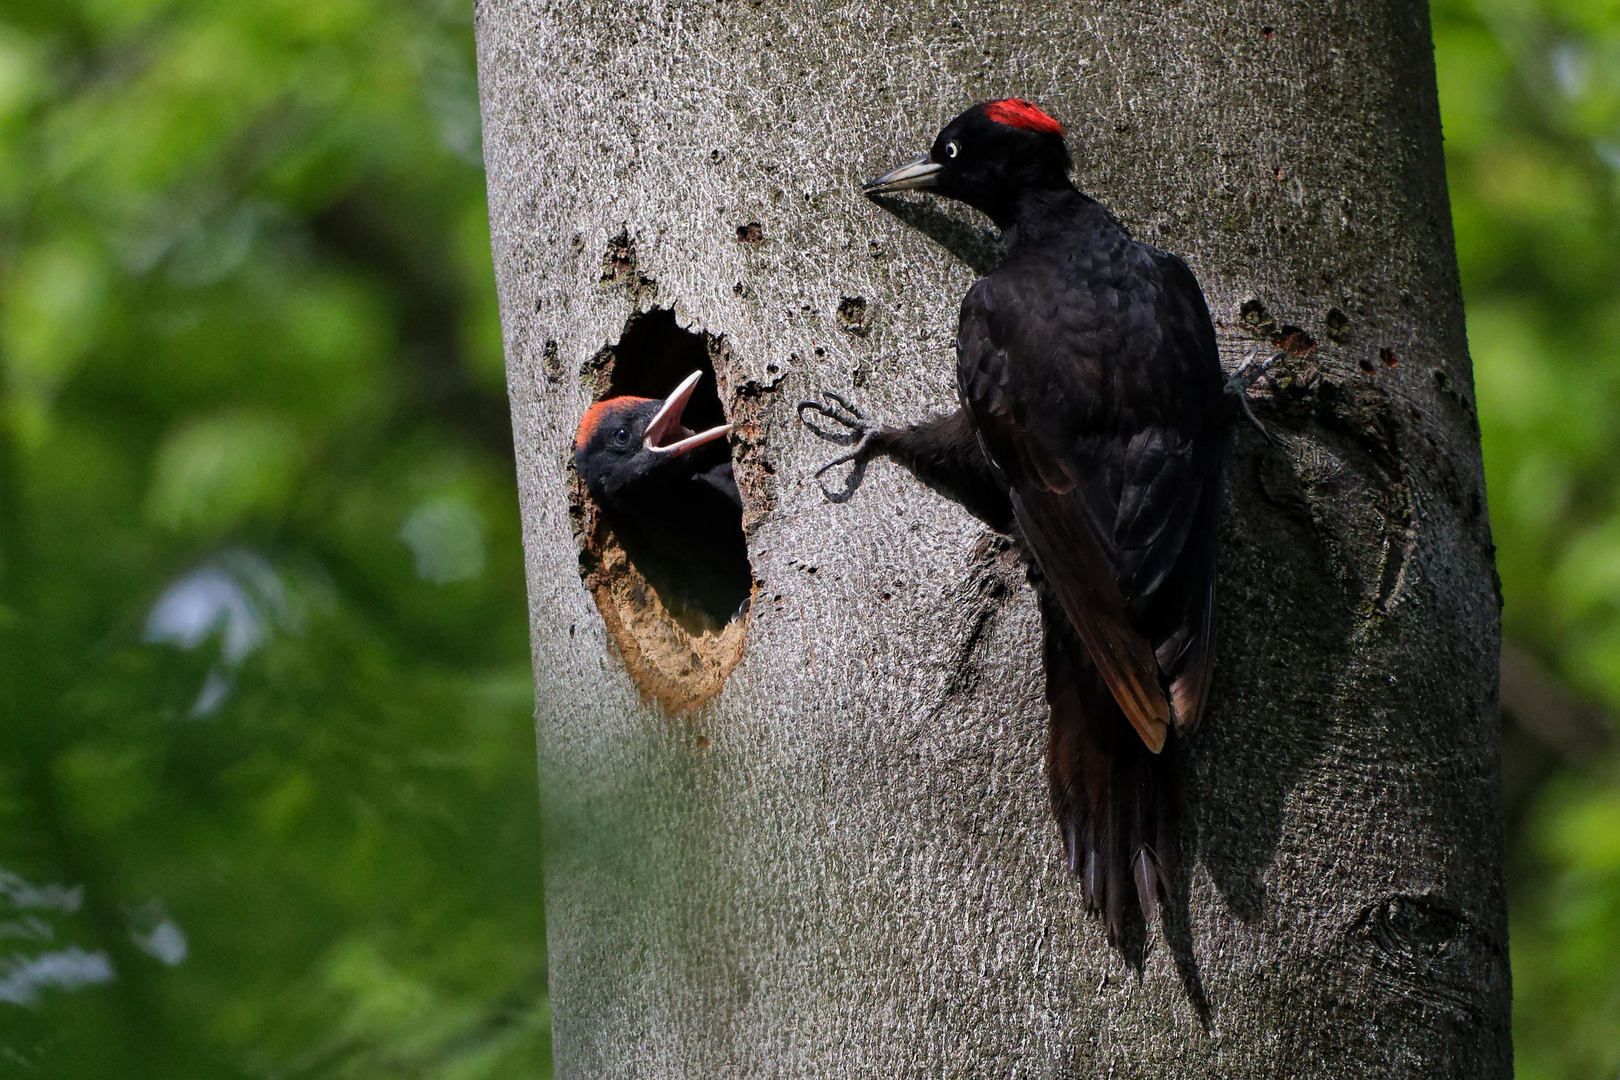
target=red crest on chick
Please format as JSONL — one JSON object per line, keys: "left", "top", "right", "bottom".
{"left": 574, "top": 397, "right": 653, "bottom": 452}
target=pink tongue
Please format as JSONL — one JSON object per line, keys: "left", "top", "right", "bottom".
{"left": 661, "top": 423, "right": 695, "bottom": 447}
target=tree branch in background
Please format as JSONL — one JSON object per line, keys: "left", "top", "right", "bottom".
{"left": 310, "top": 191, "right": 513, "bottom": 459}
{"left": 1499, "top": 640, "right": 1612, "bottom": 853}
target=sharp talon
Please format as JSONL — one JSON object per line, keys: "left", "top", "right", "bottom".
{"left": 797, "top": 404, "right": 861, "bottom": 446}
{"left": 1235, "top": 392, "right": 1276, "bottom": 445}
{"left": 1225, "top": 349, "right": 1279, "bottom": 445}
{"left": 1229, "top": 346, "right": 1281, "bottom": 387}
{"left": 799, "top": 390, "right": 881, "bottom": 502}
{"left": 797, "top": 393, "right": 874, "bottom": 445}
{"left": 812, "top": 445, "right": 870, "bottom": 503}
{"left": 823, "top": 391, "right": 863, "bottom": 419}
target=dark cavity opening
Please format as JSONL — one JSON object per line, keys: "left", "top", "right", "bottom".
{"left": 588, "top": 309, "right": 752, "bottom": 631}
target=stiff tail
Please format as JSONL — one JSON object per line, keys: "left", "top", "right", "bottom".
{"left": 1044, "top": 600, "right": 1176, "bottom": 944}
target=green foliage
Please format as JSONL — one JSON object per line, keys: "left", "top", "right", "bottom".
{"left": 0, "top": 0, "right": 547, "bottom": 1076}
{"left": 1433, "top": 0, "right": 1620, "bottom": 1076}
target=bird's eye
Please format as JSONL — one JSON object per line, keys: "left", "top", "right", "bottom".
{"left": 611, "top": 426, "right": 631, "bottom": 447}
{"left": 946, "top": 141, "right": 960, "bottom": 159}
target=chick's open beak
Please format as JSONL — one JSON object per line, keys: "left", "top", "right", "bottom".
{"left": 643, "top": 370, "right": 732, "bottom": 455}
{"left": 863, "top": 152, "right": 943, "bottom": 195}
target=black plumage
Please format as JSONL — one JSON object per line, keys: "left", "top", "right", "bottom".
{"left": 802, "top": 100, "right": 1230, "bottom": 941}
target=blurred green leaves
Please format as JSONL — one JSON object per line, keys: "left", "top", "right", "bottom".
{"left": 0, "top": 0, "right": 545, "bottom": 1076}
{"left": 147, "top": 414, "right": 303, "bottom": 533}
{"left": 1513, "top": 768, "right": 1620, "bottom": 1080}
{"left": 1434, "top": 0, "right": 1620, "bottom": 1076}
{"left": 2, "top": 236, "right": 107, "bottom": 399}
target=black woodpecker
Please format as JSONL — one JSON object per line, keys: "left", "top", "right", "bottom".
{"left": 802, "top": 99, "right": 1243, "bottom": 942}
{"left": 575, "top": 371, "right": 750, "bottom": 620}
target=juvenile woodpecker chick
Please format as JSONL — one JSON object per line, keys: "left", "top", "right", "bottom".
{"left": 575, "top": 371, "right": 749, "bottom": 623}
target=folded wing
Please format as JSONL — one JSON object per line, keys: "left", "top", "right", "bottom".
{"left": 956, "top": 265, "right": 1223, "bottom": 747}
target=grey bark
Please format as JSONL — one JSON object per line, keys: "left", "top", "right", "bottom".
{"left": 475, "top": 1, "right": 1509, "bottom": 1076}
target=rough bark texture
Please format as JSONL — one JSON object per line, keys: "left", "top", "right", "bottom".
{"left": 475, "top": 1, "right": 1509, "bottom": 1076}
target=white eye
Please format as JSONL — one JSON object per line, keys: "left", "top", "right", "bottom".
{"left": 946, "top": 141, "right": 960, "bottom": 159}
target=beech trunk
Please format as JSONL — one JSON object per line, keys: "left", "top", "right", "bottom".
{"left": 475, "top": 1, "right": 1509, "bottom": 1075}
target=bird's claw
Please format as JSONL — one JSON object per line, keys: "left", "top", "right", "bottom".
{"left": 1228, "top": 345, "right": 1282, "bottom": 391}
{"left": 798, "top": 392, "right": 881, "bottom": 503}
{"left": 797, "top": 392, "right": 875, "bottom": 445}
{"left": 1226, "top": 347, "right": 1281, "bottom": 445}
{"left": 809, "top": 444, "right": 872, "bottom": 503}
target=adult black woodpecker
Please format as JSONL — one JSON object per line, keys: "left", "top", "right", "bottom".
{"left": 801, "top": 99, "right": 1242, "bottom": 941}
{"left": 574, "top": 371, "right": 750, "bottom": 621}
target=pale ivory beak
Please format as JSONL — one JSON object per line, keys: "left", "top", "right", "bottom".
{"left": 642, "top": 370, "right": 732, "bottom": 455}
{"left": 863, "top": 152, "right": 943, "bottom": 194}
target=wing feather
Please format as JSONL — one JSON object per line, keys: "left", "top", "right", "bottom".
{"left": 957, "top": 258, "right": 1222, "bottom": 748}
{"left": 1014, "top": 486, "right": 1170, "bottom": 750}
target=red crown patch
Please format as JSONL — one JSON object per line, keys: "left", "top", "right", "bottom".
{"left": 983, "top": 98, "right": 1064, "bottom": 135}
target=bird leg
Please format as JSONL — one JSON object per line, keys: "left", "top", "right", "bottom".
{"left": 1225, "top": 347, "right": 1281, "bottom": 445}
{"left": 797, "top": 392, "right": 884, "bottom": 503}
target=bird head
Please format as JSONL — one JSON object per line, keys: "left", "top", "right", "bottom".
{"left": 863, "top": 99, "right": 1072, "bottom": 227}
{"left": 573, "top": 371, "right": 732, "bottom": 504}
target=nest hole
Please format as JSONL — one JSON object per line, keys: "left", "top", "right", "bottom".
{"left": 574, "top": 308, "right": 753, "bottom": 712}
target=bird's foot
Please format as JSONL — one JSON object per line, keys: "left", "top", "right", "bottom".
{"left": 797, "top": 391, "right": 882, "bottom": 503}
{"left": 1225, "top": 347, "right": 1281, "bottom": 445}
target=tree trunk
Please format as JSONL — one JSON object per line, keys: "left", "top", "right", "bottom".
{"left": 475, "top": 1, "right": 1509, "bottom": 1075}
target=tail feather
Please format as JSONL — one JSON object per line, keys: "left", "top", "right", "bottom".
{"left": 1043, "top": 586, "right": 1176, "bottom": 945}
{"left": 1155, "top": 749, "right": 1178, "bottom": 897}
{"left": 1133, "top": 849, "right": 1159, "bottom": 927}
{"left": 1103, "top": 773, "right": 1126, "bottom": 941}
{"left": 1083, "top": 835, "right": 1101, "bottom": 912}
{"left": 1131, "top": 766, "right": 1164, "bottom": 927}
